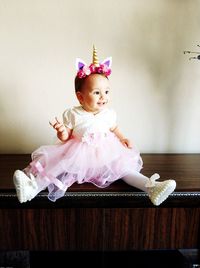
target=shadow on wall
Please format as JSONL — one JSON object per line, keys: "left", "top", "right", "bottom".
{"left": 113, "top": 0, "right": 200, "bottom": 152}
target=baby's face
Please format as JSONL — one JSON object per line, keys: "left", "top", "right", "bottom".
{"left": 76, "top": 74, "right": 111, "bottom": 114}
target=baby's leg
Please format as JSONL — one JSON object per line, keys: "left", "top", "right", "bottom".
{"left": 122, "top": 171, "right": 149, "bottom": 192}
{"left": 122, "top": 171, "right": 176, "bottom": 206}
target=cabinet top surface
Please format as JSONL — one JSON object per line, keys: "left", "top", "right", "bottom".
{"left": 0, "top": 154, "right": 199, "bottom": 192}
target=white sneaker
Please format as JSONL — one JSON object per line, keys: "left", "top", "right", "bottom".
{"left": 145, "top": 173, "right": 176, "bottom": 206}
{"left": 13, "top": 170, "right": 38, "bottom": 203}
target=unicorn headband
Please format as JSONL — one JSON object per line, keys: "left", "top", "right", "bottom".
{"left": 76, "top": 45, "right": 112, "bottom": 79}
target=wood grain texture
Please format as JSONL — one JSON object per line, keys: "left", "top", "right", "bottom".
{"left": 0, "top": 207, "right": 199, "bottom": 250}
{"left": 0, "top": 208, "right": 104, "bottom": 251}
{"left": 103, "top": 208, "right": 200, "bottom": 250}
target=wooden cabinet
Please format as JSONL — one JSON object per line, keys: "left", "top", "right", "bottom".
{"left": 0, "top": 154, "right": 200, "bottom": 252}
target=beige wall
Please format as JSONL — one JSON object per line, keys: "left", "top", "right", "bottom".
{"left": 0, "top": 0, "right": 200, "bottom": 153}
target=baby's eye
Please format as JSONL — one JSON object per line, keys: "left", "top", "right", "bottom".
{"left": 105, "top": 90, "right": 109, "bottom": 94}
{"left": 94, "top": 91, "right": 100, "bottom": 95}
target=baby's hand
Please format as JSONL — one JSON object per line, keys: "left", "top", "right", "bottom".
{"left": 120, "top": 138, "right": 132, "bottom": 149}
{"left": 49, "top": 117, "right": 68, "bottom": 141}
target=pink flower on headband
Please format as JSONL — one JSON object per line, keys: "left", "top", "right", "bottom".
{"left": 77, "top": 65, "right": 92, "bottom": 78}
{"left": 97, "top": 64, "right": 111, "bottom": 76}
{"left": 77, "top": 69, "right": 86, "bottom": 78}
{"left": 89, "top": 64, "right": 96, "bottom": 73}
{"left": 83, "top": 66, "right": 91, "bottom": 75}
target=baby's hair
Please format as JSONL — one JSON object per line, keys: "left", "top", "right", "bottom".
{"left": 74, "top": 73, "right": 109, "bottom": 92}
{"left": 74, "top": 75, "right": 86, "bottom": 92}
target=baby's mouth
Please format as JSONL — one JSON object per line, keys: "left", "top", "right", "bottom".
{"left": 97, "top": 101, "right": 107, "bottom": 106}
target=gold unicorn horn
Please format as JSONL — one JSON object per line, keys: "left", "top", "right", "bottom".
{"left": 92, "top": 45, "right": 99, "bottom": 66}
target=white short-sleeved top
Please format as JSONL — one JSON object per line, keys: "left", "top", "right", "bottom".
{"left": 62, "top": 106, "right": 117, "bottom": 139}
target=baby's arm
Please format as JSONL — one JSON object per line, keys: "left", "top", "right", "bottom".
{"left": 49, "top": 117, "right": 72, "bottom": 142}
{"left": 111, "top": 126, "right": 132, "bottom": 149}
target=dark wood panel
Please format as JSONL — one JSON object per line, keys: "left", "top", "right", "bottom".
{"left": 103, "top": 208, "right": 200, "bottom": 250}
{"left": 0, "top": 208, "right": 104, "bottom": 251}
{"left": 0, "top": 207, "right": 199, "bottom": 251}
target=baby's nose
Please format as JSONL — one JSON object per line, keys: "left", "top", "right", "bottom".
{"left": 100, "top": 92, "right": 105, "bottom": 99}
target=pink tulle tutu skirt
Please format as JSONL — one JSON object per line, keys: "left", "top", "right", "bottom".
{"left": 25, "top": 132, "right": 143, "bottom": 201}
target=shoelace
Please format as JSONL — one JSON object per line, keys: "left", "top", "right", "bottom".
{"left": 145, "top": 173, "right": 160, "bottom": 188}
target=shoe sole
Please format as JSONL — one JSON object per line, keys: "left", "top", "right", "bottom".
{"left": 152, "top": 180, "right": 176, "bottom": 206}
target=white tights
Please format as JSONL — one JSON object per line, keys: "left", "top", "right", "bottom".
{"left": 122, "top": 171, "right": 149, "bottom": 192}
